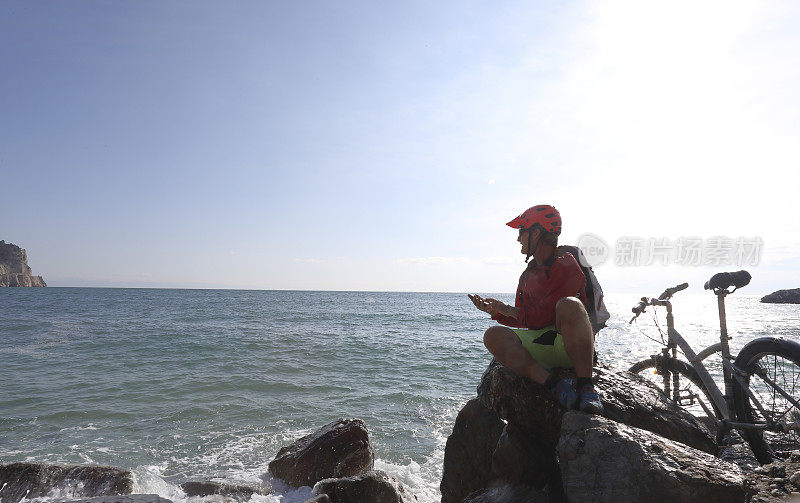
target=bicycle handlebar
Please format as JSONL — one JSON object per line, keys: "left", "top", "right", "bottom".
{"left": 629, "top": 282, "right": 688, "bottom": 323}
{"left": 659, "top": 282, "right": 689, "bottom": 300}
{"left": 629, "top": 297, "right": 648, "bottom": 323}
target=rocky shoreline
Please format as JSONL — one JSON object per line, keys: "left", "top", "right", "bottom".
{"left": 3, "top": 362, "right": 800, "bottom": 503}
{"left": 0, "top": 419, "right": 414, "bottom": 503}
{"left": 0, "top": 240, "right": 46, "bottom": 287}
{"left": 437, "top": 360, "right": 800, "bottom": 502}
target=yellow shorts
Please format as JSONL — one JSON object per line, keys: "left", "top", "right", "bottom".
{"left": 512, "top": 326, "right": 573, "bottom": 369}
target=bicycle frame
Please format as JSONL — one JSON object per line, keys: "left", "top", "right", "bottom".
{"left": 653, "top": 297, "right": 731, "bottom": 421}
{"left": 653, "top": 294, "right": 800, "bottom": 432}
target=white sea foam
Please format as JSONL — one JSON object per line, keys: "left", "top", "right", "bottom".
{"left": 130, "top": 467, "right": 317, "bottom": 503}
{"left": 131, "top": 466, "right": 187, "bottom": 502}
{"left": 375, "top": 459, "right": 439, "bottom": 503}
{"left": 258, "top": 479, "right": 314, "bottom": 503}
{"left": 59, "top": 423, "right": 99, "bottom": 433}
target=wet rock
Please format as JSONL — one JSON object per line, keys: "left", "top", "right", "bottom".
{"left": 0, "top": 463, "right": 132, "bottom": 503}
{"left": 312, "top": 470, "right": 416, "bottom": 503}
{"left": 790, "top": 470, "right": 800, "bottom": 487}
{"left": 557, "top": 412, "right": 745, "bottom": 503}
{"left": 50, "top": 496, "right": 170, "bottom": 503}
{"left": 439, "top": 398, "right": 505, "bottom": 503}
{"left": 461, "top": 484, "right": 549, "bottom": 503}
{"left": 491, "top": 423, "right": 560, "bottom": 492}
{"left": 180, "top": 480, "right": 269, "bottom": 500}
{"left": 268, "top": 418, "right": 374, "bottom": 488}
{"left": 761, "top": 289, "right": 800, "bottom": 304}
{"left": 477, "top": 360, "right": 717, "bottom": 454}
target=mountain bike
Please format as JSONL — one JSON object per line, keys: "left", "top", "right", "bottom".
{"left": 628, "top": 270, "right": 800, "bottom": 464}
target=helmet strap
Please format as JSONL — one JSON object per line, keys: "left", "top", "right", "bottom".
{"left": 525, "top": 225, "right": 554, "bottom": 264}
{"left": 525, "top": 231, "right": 532, "bottom": 263}
{"left": 525, "top": 228, "right": 542, "bottom": 263}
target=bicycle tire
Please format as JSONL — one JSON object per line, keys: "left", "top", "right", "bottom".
{"left": 630, "top": 356, "right": 723, "bottom": 419}
{"left": 732, "top": 337, "right": 800, "bottom": 465}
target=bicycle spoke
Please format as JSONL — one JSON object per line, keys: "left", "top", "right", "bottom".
{"left": 747, "top": 354, "right": 800, "bottom": 449}
{"left": 753, "top": 364, "right": 782, "bottom": 423}
{"left": 766, "top": 357, "right": 800, "bottom": 424}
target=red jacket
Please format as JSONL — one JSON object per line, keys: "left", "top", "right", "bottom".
{"left": 493, "top": 252, "right": 587, "bottom": 329}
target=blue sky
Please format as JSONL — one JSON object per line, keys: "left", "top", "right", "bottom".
{"left": 2, "top": 1, "right": 798, "bottom": 294}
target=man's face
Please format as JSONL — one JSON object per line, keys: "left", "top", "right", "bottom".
{"left": 517, "top": 227, "right": 541, "bottom": 254}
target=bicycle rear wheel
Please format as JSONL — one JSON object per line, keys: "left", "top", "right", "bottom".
{"left": 630, "top": 356, "right": 722, "bottom": 420}
{"left": 732, "top": 337, "right": 800, "bottom": 465}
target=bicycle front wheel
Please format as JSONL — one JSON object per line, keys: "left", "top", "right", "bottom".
{"left": 630, "top": 356, "right": 722, "bottom": 420}
{"left": 732, "top": 337, "right": 800, "bottom": 465}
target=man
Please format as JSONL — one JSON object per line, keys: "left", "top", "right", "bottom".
{"left": 468, "top": 204, "right": 603, "bottom": 414}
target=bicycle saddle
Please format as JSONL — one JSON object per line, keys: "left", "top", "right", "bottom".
{"left": 704, "top": 270, "right": 751, "bottom": 291}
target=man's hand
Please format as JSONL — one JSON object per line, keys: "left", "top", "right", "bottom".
{"left": 468, "top": 293, "right": 492, "bottom": 314}
{"left": 468, "top": 294, "right": 517, "bottom": 319}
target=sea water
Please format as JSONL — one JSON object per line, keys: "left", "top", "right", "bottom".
{"left": 1, "top": 288, "right": 799, "bottom": 502}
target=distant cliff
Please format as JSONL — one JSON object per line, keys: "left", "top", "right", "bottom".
{"left": 0, "top": 240, "right": 46, "bottom": 287}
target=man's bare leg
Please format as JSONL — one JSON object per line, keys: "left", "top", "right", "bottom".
{"left": 483, "top": 325, "right": 549, "bottom": 384}
{"left": 555, "top": 297, "right": 594, "bottom": 379}
{"left": 555, "top": 296, "right": 603, "bottom": 413}
{"left": 483, "top": 325, "right": 578, "bottom": 409}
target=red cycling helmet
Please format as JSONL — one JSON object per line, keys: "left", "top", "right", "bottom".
{"left": 506, "top": 204, "right": 562, "bottom": 236}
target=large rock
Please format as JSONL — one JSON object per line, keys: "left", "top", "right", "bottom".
{"left": 761, "top": 289, "right": 800, "bottom": 304}
{"left": 312, "top": 470, "right": 416, "bottom": 503}
{"left": 0, "top": 463, "right": 132, "bottom": 503}
{"left": 557, "top": 412, "right": 745, "bottom": 503}
{"left": 180, "top": 480, "right": 270, "bottom": 500}
{"left": 439, "top": 398, "right": 505, "bottom": 503}
{"left": 0, "top": 240, "right": 46, "bottom": 287}
{"left": 461, "top": 484, "right": 549, "bottom": 503}
{"left": 268, "top": 418, "right": 374, "bottom": 488}
{"left": 491, "top": 423, "right": 559, "bottom": 488}
{"left": 477, "top": 360, "right": 717, "bottom": 454}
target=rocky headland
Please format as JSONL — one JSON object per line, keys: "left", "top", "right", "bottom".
{"left": 762, "top": 289, "right": 800, "bottom": 304}
{"left": 0, "top": 240, "right": 46, "bottom": 287}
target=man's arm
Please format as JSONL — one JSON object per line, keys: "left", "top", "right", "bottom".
{"left": 469, "top": 294, "right": 519, "bottom": 320}
{"left": 487, "top": 299, "right": 518, "bottom": 319}
{"left": 490, "top": 300, "right": 524, "bottom": 327}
